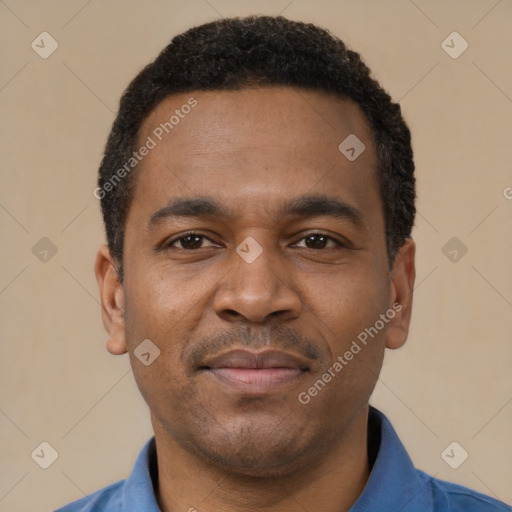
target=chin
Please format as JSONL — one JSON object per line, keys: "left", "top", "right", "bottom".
{"left": 181, "top": 416, "right": 325, "bottom": 478}
{"left": 197, "top": 444, "right": 308, "bottom": 478}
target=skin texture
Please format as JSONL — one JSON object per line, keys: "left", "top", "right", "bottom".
{"left": 95, "top": 86, "right": 416, "bottom": 512}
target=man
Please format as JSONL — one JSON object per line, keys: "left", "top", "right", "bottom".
{"left": 56, "top": 15, "right": 510, "bottom": 512}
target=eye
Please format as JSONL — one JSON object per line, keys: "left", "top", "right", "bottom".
{"left": 293, "top": 233, "right": 345, "bottom": 250}
{"left": 165, "top": 232, "right": 218, "bottom": 250}
{"left": 163, "top": 232, "right": 346, "bottom": 251}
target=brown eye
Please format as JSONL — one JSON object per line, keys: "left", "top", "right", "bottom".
{"left": 294, "top": 233, "right": 344, "bottom": 250}
{"left": 166, "top": 233, "right": 217, "bottom": 250}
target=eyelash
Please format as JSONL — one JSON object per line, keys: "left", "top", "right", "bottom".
{"left": 163, "top": 231, "right": 346, "bottom": 250}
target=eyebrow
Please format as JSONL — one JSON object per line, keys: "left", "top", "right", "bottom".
{"left": 147, "top": 194, "right": 364, "bottom": 229}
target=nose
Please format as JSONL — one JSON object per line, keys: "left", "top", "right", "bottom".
{"left": 212, "top": 240, "right": 302, "bottom": 325}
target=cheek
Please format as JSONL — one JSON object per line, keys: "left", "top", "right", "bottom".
{"left": 122, "top": 282, "right": 192, "bottom": 420}
{"left": 305, "top": 264, "right": 389, "bottom": 345}
{"left": 300, "top": 264, "right": 389, "bottom": 401}
{"left": 123, "top": 262, "right": 196, "bottom": 337}
{"left": 122, "top": 265, "right": 211, "bottom": 390}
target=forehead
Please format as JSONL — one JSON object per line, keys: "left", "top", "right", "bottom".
{"left": 138, "top": 86, "right": 374, "bottom": 162}
{"left": 130, "top": 86, "right": 381, "bottom": 230}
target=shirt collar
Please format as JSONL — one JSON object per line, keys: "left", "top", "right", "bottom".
{"left": 349, "top": 406, "right": 433, "bottom": 511}
{"left": 121, "top": 407, "right": 433, "bottom": 511}
{"left": 121, "top": 436, "right": 161, "bottom": 511}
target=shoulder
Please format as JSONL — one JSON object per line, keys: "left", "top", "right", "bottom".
{"left": 423, "top": 471, "right": 511, "bottom": 511}
{"left": 367, "top": 408, "right": 510, "bottom": 512}
{"left": 53, "top": 437, "right": 158, "bottom": 512}
{"left": 53, "top": 480, "right": 124, "bottom": 512}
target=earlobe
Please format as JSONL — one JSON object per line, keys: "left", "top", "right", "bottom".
{"left": 385, "top": 238, "right": 416, "bottom": 350}
{"left": 94, "top": 245, "right": 128, "bottom": 355}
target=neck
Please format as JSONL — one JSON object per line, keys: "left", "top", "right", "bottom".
{"left": 153, "top": 406, "right": 371, "bottom": 512}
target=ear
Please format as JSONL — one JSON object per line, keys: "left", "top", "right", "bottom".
{"left": 385, "top": 238, "right": 416, "bottom": 350}
{"left": 94, "top": 245, "right": 127, "bottom": 355}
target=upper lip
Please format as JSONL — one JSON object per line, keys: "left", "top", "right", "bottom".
{"left": 201, "top": 349, "right": 311, "bottom": 371}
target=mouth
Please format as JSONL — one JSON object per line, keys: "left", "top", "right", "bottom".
{"left": 199, "top": 349, "right": 311, "bottom": 395}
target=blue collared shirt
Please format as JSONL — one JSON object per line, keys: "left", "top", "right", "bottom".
{"left": 55, "top": 407, "right": 511, "bottom": 511}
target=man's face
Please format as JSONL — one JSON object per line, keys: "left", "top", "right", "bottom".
{"left": 98, "top": 87, "right": 414, "bottom": 475}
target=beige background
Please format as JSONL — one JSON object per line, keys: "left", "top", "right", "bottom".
{"left": 1, "top": 0, "right": 511, "bottom": 510}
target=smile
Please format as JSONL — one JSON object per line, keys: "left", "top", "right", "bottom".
{"left": 200, "top": 349, "right": 310, "bottom": 395}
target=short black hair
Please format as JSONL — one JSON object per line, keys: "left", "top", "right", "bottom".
{"left": 97, "top": 15, "right": 415, "bottom": 281}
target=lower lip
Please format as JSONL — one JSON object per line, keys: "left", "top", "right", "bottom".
{"left": 207, "top": 368, "right": 304, "bottom": 394}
